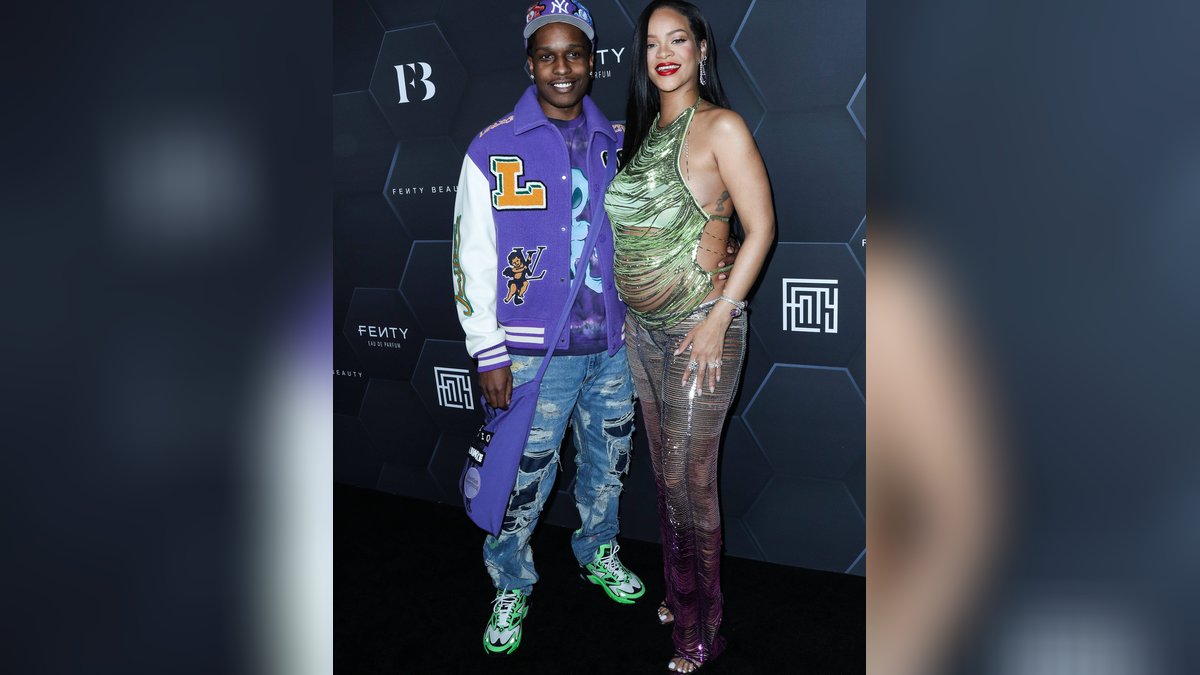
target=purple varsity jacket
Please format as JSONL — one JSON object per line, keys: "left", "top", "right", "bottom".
{"left": 452, "top": 86, "right": 627, "bottom": 372}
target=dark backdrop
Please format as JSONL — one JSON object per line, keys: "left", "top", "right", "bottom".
{"left": 334, "top": 0, "right": 864, "bottom": 575}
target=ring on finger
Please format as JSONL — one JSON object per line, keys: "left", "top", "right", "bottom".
{"left": 707, "top": 361, "right": 721, "bottom": 368}
{"left": 687, "top": 360, "right": 698, "bottom": 371}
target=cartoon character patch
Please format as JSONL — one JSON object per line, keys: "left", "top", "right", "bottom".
{"left": 573, "top": 4, "right": 592, "bottom": 25}
{"left": 502, "top": 246, "right": 548, "bottom": 306}
{"left": 526, "top": 4, "right": 546, "bottom": 22}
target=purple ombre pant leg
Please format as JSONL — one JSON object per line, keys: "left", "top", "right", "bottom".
{"left": 625, "top": 302, "right": 747, "bottom": 665}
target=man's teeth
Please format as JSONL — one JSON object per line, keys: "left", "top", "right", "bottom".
{"left": 553, "top": 82, "right": 572, "bottom": 90}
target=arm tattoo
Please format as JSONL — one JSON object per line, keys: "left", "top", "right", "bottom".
{"left": 715, "top": 190, "right": 730, "bottom": 213}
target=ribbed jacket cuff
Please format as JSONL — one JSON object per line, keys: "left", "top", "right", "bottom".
{"left": 474, "top": 343, "right": 510, "bottom": 373}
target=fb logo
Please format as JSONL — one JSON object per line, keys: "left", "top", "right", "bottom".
{"left": 435, "top": 367, "right": 474, "bottom": 409}
{"left": 782, "top": 278, "right": 839, "bottom": 333}
{"left": 394, "top": 62, "right": 436, "bottom": 103}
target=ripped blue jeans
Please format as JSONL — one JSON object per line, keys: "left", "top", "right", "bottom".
{"left": 483, "top": 346, "right": 636, "bottom": 595}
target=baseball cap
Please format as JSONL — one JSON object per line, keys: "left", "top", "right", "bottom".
{"left": 523, "top": 2, "right": 595, "bottom": 42}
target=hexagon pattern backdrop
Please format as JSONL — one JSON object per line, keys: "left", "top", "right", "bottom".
{"left": 334, "top": 0, "right": 865, "bottom": 576}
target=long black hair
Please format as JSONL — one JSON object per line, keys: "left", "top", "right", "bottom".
{"left": 621, "top": 0, "right": 730, "bottom": 163}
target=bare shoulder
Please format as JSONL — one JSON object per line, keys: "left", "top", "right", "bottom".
{"left": 694, "top": 105, "right": 752, "bottom": 142}
{"left": 711, "top": 107, "right": 750, "bottom": 133}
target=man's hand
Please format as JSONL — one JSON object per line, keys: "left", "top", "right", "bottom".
{"left": 714, "top": 236, "right": 742, "bottom": 282}
{"left": 480, "top": 366, "right": 513, "bottom": 409}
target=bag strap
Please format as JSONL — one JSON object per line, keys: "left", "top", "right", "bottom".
{"left": 529, "top": 216, "right": 606, "bottom": 383}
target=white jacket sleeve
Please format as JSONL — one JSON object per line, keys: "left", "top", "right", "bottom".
{"left": 452, "top": 154, "right": 509, "bottom": 372}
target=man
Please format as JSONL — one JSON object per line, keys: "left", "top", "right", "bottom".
{"left": 451, "top": 1, "right": 644, "bottom": 657}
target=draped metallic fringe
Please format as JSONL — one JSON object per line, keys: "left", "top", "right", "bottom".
{"left": 605, "top": 101, "right": 719, "bottom": 331}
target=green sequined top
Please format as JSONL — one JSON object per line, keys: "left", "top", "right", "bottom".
{"left": 604, "top": 101, "right": 732, "bottom": 330}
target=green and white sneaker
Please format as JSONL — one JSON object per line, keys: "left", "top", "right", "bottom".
{"left": 581, "top": 542, "right": 645, "bottom": 604}
{"left": 482, "top": 588, "right": 528, "bottom": 656}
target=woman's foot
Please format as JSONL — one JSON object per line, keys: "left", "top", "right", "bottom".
{"left": 667, "top": 655, "right": 700, "bottom": 672}
{"left": 657, "top": 600, "right": 674, "bottom": 625}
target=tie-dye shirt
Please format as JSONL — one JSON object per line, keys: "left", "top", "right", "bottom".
{"left": 551, "top": 114, "right": 607, "bottom": 355}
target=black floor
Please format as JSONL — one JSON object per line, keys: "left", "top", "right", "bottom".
{"left": 336, "top": 483, "right": 864, "bottom": 674}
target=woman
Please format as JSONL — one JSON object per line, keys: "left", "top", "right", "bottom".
{"left": 604, "top": 1, "right": 775, "bottom": 671}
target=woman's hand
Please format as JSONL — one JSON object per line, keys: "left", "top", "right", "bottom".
{"left": 714, "top": 237, "right": 741, "bottom": 282}
{"left": 674, "top": 308, "right": 734, "bottom": 394}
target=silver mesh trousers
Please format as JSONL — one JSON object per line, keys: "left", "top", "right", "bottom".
{"left": 625, "top": 300, "right": 747, "bottom": 665}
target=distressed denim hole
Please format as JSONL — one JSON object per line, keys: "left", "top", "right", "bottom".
{"left": 501, "top": 478, "right": 542, "bottom": 533}
{"left": 528, "top": 425, "right": 556, "bottom": 444}
{"left": 600, "top": 377, "right": 626, "bottom": 396}
{"left": 518, "top": 447, "right": 556, "bottom": 474}
{"left": 604, "top": 409, "right": 635, "bottom": 474}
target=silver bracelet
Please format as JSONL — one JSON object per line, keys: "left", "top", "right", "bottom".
{"left": 717, "top": 295, "right": 747, "bottom": 319}
{"left": 717, "top": 295, "right": 746, "bottom": 310}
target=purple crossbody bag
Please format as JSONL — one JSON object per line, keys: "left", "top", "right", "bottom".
{"left": 459, "top": 219, "right": 604, "bottom": 536}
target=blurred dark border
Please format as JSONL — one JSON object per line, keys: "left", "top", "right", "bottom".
{"left": 4, "top": 2, "right": 330, "bottom": 673}
{"left": 6, "top": 0, "right": 1200, "bottom": 671}
{"left": 870, "top": 0, "right": 1200, "bottom": 671}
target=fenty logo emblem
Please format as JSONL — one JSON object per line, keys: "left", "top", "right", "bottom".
{"left": 394, "top": 62, "right": 435, "bottom": 103}
{"left": 502, "top": 246, "right": 547, "bottom": 306}
{"left": 490, "top": 156, "right": 547, "bottom": 210}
